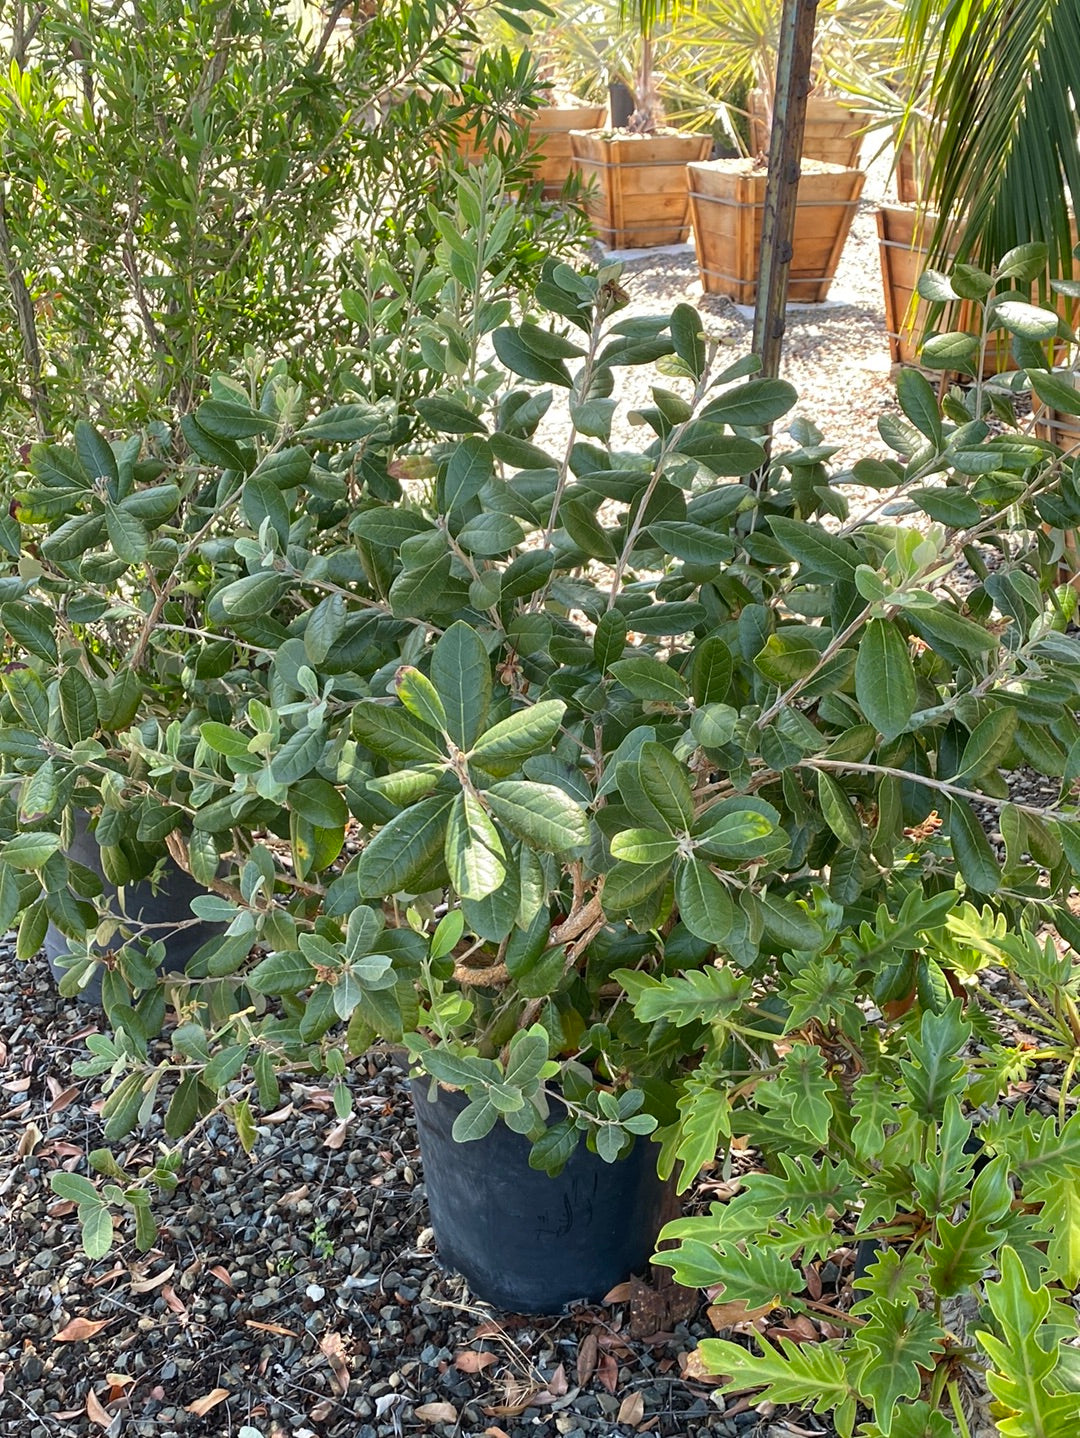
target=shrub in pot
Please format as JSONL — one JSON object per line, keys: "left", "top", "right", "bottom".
{"left": 0, "top": 155, "right": 528, "bottom": 1008}
{"left": 874, "top": 203, "right": 1074, "bottom": 376}
{"left": 569, "top": 0, "right": 711, "bottom": 249}
{"left": 689, "top": 155, "right": 865, "bottom": 304}
{"left": 9, "top": 246, "right": 1080, "bottom": 1339}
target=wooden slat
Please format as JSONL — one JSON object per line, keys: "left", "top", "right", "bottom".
{"left": 529, "top": 105, "right": 605, "bottom": 194}
{"left": 690, "top": 160, "right": 862, "bottom": 304}
{"left": 570, "top": 131, "right": 711, "bottom": 248}
{"left": 750, "top": 90, "right": 863, "bottom": 168}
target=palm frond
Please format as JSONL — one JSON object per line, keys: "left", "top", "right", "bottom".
{"left": 620, "top": 0, "right": 693, "bottom": 42}
{"left": 906, "top": 0, "right": 1080, "bottom": 276}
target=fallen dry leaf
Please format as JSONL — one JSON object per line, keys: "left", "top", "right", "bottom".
{"left": 597, "top": 1351, "right": 618, "bottom": 1395}
{"left": 246, "top": 1320, "right": 299, "bottom": 1337}
{"left": 55, "top": 1317, "right": 111, "bottom": 1342}
{"left": 483, "top": 1429, "right": 511, "bottom": 1438}
{"left": 547, "top": 1362, "right": 569, "bottom": 1397}
{"left": 16, "top": 1121, "right": 42, "bottom": 1157}
{"left": 85, "top": 1265, "right": 125, "bottom": 1288}
{"left": 707, "top": 1299, "right": 775, "bottom": 1331}
{"left": 472, "top": 1321, "right": 503, "bottom": 1339}
{"left": 185, "top": 1388, "right": 230, "bottom": 1417}
{"left": 160, "top": 1284, "right": 187, "bottom": 1317}
{"left": 772, "top": 1315, "right": 821, "bottom": 1345}
{"left": 309, "top": 1398, "right": 335, "bottom": 1421}
{"left": 323, "top": 1118, "right": 349, "bottom": 1149}
{"left": 261, "top": 1102, "right": 295, "bottom": 1124}
{"left": 208, "top": 1265, "right": 233, "bottom": 1287}
{"left": 617, "top": 1392, "right": 645, "bottom": 1426}
{"left": 51, "top": 1140, "right": 86, "bottom": 1158}
{"left": 320, "top": 1331, "right": 350, "bottom": 1394}
{"left": 278, "top": 1184, "right": 310, "bottom": 1208}
{"left": 603, "top": 1281, "right": 632, "bottom": 1303}
{"left": 636, "top": 1329, "right": 679, "bottom": 1348}
{"left": 1043, "top": 1085, "right": 1078, "bottom": 1106}
{"left": 130, "top": 1263, "right": 176, "bottom": 1294}
{"left": 696, "top": 1177, "right": 742, "bottom": 1200}
{"left": 482, "top": 1395, "right": 547, "bottom": 1418}
{"left": 86, "top": 1389, "right": 113, "bottom": 1429}
{"left": 454, "top": 1350, "right": 497, "bottom": 1374}
{"left": 48, "top": 1084, "right": 81, "bottom": 1114}
{"left": 415, "top": 1401, "right": 458, "bottom": 1423}
{"left": 576, "top": 1331, "right": 599, "bottom": 1387}
{"left": 104, "top": 1374, "right": 134, "bottom": 1389}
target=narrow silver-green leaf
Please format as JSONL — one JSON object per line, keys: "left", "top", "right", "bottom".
{"left": 395, "top": 666, "right": 448, "bottom": 732}
{"left": 470, "top": 700, "right": 566, "bottom": 772}
{"left": 610, "top": 828, "right": 680, "bottom": 865}
{"left": 817, "top": 770, "right": 864, "bottom": 849}
{"left": 635, "top": 741, "right": 694, "bottom": 833}
{"left": 351, "top": 704, "right": 445, "bottom": 764}
{"left": 105, "top": 503, "right": 149, "bottom": 564}
{"left": 947, "top": 798, "right": 1001, "bottom": 894}
{"left": 953, "top": 708, "right": 1018, "bottom": 784}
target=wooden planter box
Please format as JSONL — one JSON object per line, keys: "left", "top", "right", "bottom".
{"left": 877, "top": 204, "right": 1022, "bottom": 373}
{"left": 895, "top": 139, "right": 932, "bottom": 205}
{"left": 688, "top": 159, "right": 864, "bottom": 304}
{"left": 569, "top": 130, "right": 713, "bottom": 249}
{"left": 1034, "top": 382, "right": 1080, "bottom": 455}
{"left": 877, "top": 204, "right": 937, "bottom": 366}
{"left": 529, "top": 104, "right": 606, "bottom": 195}
{"left": 749, "top": 90, "right": 865, "bottom": 169}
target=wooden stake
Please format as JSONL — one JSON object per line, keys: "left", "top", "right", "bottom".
{"left": 751, "top": 0, "right": 820, "bottom": 380}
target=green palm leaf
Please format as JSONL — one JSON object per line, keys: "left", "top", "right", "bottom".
{"left": 904, "top": 0, "right": 1080, "bottom": 278}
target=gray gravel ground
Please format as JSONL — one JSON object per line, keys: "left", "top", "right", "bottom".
{"left": 0, "top": 944, "right": 831, "bottom": 1438}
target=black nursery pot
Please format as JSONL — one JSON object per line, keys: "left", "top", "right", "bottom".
{"left": 410, "top": 1078, "right": 674, "bottom": 1313}
{"left": 45, "top": 814, "right": 220, "bottom": 1005}
{"left": 608, "top": 80, "right": 635, "bottom": 130}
